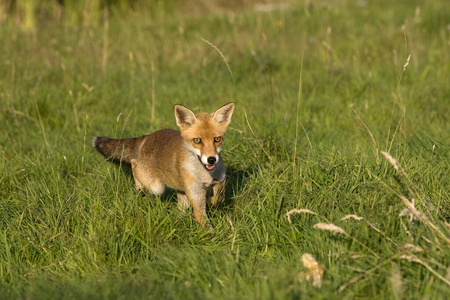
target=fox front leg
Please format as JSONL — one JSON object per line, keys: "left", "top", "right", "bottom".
{"left": 185, "top": 187, "right": 211, "bottom": 229}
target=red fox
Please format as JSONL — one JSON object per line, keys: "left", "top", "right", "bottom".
{"left": 92, "top": 103, "right": 235, "bottom": 227}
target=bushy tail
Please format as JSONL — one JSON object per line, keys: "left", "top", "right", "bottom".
{"left": 92, "top": 136, "right": 138, "bottom": 164}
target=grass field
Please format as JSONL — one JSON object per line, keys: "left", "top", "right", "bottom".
{"left": 0, "top": 0, "right": 449, "bottom": 298}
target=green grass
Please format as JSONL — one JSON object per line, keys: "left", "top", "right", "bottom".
{"left": 0, "top": 0, "right": 449, "bottom": 298}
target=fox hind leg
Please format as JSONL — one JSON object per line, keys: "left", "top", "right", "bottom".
{"left": 131, "top": 159, "right": 144, "bottom": 190}
{"left": 131, "top": 159, "right": 164, "bottom": 194}
{"left": 177, "top": 192, "right": 190, "bottom": 210}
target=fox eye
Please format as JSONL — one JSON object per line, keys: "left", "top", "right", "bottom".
{"left": 214, "top": 137, "right": 222, "bottom": 143}
{"left": 193, "top": 138, "right": 202, "bottom": 144}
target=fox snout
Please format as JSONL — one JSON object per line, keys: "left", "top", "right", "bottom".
{"left": 199, "top": 153, "right": 218, "bottom": 171}
{"left": 205, "top": 155, "right": 218, "bottom": 171}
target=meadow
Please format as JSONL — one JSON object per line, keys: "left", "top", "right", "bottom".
{"left": 0, "top": 0, "right": 449, "bottom": 298}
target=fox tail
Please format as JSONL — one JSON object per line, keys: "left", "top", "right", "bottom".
{"left": 92, "top": 136, "right": 137, "bottom": 164}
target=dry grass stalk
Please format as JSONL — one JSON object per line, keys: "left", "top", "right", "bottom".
{"left": 403, "top": 54, "right": 411, "bottom": 71}
{"left": 313, "top": 223, "right": 346, "bottom": 234}
{"left": 390, "top": 263, "right": 404, "bottom": 299}
{"left": 293, "top": 52, "right": 303, "bottom": 170}
{"left": 370, "top": 161, "right": 450, "bottom": 245}
{"left": 298, "top": 253, "right": 325, "bottom": 288}
{"left": 244, "top": 113, "right": 273, "bottom": 163}
{"left": 342, "top": 214, "right": 398, "bottom": 246}
{"left": 286, "top": 209, "right": 316, "bottom": 224}
{"left": 354, "top": 109, "right": 379, "bottom": 162}
{"left": 399, "top": 254, "right": 419, "bottom": 263}
{"left": 400, "top": 219, "right": 412, "bottom": 237}
{"left": 101, "top": 7, "right": 109, "bottom": 75}
{"left": 381, "top": 151, "right": 399, "bottom": 171}
{"left": 339, "top": 256, "right": 396, "bottom": 292}
{"left": 200, "top": 37, "right": 235, "bottom": 82}
{"left": 401, "top": 243, "right": 423, "bottom": 253}
{"left": 397, "top": 192, "right": 450, "bottom": 244}
{"left": 399, "top": 207, "right": 416, "bottom": 222}
{"left": 430, "top": 144, "right": 436, "bottom": 159}
{"left": 314, "top": 223, "right": 379, "bottom": 258}
{"left": 341, "top": 215, "right": 363, "bottom": 221}
{"left": 400, "top": 254, "right": 450, "bottom": 287}
{"left": 381, "top": 151, "right": 420, "bottom": 198}
{"left": 150, "top": 59, "right": 156, "bottom": 123}
{"left": 398, "top": 196, "right": 423, "bottom": 220}
{"left": 227, "top": 215, "right": 237, "bottom": 251}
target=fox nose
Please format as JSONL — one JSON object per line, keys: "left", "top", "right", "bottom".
{"left": 207, "top": 156, "right": 216, "bottom": 165}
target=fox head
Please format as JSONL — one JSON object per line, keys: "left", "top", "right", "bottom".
{"left": 174, "top": 102, "right": 235, "bottom": 172}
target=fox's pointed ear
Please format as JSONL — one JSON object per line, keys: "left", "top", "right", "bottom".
{"left": 213, "top": 102, "right": 235, "bottom": 125}
{"left": 174, "top": 105, "right": 196, "bottom": 128}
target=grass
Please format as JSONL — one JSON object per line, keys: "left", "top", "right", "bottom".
{"left": 0, "top": 0, "right": 449, "bottom": 298}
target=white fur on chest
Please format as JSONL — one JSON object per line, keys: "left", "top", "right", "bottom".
{"left": 182, "top": 152, "right": 226, "bottom": 187}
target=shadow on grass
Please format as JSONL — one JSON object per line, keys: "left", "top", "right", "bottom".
{"left": 220, "top": 166, "right": 251, "bottom": 208}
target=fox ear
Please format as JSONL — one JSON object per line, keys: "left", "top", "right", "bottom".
{"left": 174, "top": 105, "right": 196, "bottom": 128}
{"left": 213, "top": 102, "right": 235, "bottom": 125}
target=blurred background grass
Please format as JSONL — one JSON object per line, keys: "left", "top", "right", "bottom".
{"left": 1, "top": 0, "right": 296, "bottom": 28}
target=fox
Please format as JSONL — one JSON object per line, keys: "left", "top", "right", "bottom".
{"left": 92, "top": 102, "right": 235, "bottom": 228}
